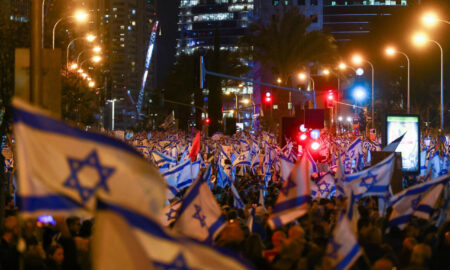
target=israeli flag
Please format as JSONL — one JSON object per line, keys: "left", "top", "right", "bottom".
{"left": 345, "top": 137, "right": 362, "bottom": 172}
{"left": 326, "top": 212, "right": 362, "bottom": 270}
{"left": 335, "top": 154, "right": 347, "bottom": 198}
{"left": 13, "top": 99, "right": 166, "bottom": 220}
{"left": 161, "top": 200, "right": 182, "bottom": 227}
{"left": 216, "top": 163, "right": 232, "bottom": 188}
{"left": 430, "top": 151, "right": 442, "bottom": 179}
{"left": 151, "top": 151, "right": 177, "bottom": 172}
{"left": 388, "top": 174, "right": 449, "bottom": 229}
{"left": 345, "top": 153, "right": 395, "bottom": 200}
{"left": 419, "top": 149, "right": 428, "bottom": 178}
{"left": 268, "top": 152, "right": 312, "bottom": 228}
{"left": 162, "top": 159, "right": 201, "bottom": 190}
{"left": 280, "top": 156, "right": 294, "bottom": 183}
{"left": 316, "top": 173, "right": 336, "bottom": 199}
{"left": 233, "top": 150, "right": 251, "bottom": 167}
{"left": 231, "top": 183, "right": 245, "bottom": 210}
{"left": 173, "top": 169, "right": 226, "bottom": 243}
{"left": 94, "top": 200, "right": 251, "bottom": 270}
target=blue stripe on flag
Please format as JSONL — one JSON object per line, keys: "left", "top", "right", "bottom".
{"left": 13, "top": 107, "right": 141, "bottom": 157}
{"left": 335, "top": 243, "right": 361, "bottom": 270}
{"left": 388, "top": 214, "right": 411, "bottom": 228}
{"left": 17, "top": 195, "right": 84, "bottom": 211}
{"left": 273, "top": 196, "right": 310, "bottom": 213}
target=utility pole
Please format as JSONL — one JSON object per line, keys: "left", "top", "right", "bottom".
{"left": 31, "top": 0, "right": 43, "bottom": 105}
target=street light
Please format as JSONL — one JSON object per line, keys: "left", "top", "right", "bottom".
{"left": 77, "top": 68, "right": 83, "bottom": 73}
{"left": 422, "top": 12, "right": 450, "bottom": 27}
{"left": 69, "top": 63, "right": 78, "bottom": 70}
{"left": 52, "top": 10, "right": 89, "bottom": 49}
{"left": 276, "top": 78, "right": 282, "bottom": 84}
{"left": 66, "top": 34, "right": 96, "bottom": 72}
{"left": 338, "top": 63, "right": 347, "bottom": 70}
{"left": 384, "top": 46, "right": 411, "bottom": 113}
{"left": 352, "top": 54, "right": 375, "bottom": 129}
{"left": 322, "top": 68, "right": 330, "bottom": 75}
{"left": 412, "top": 33, "right": 445, "bottom": 131}
{"left": 298, "top": 72, "right": 315, "bottom": 91}
{"left": 92, "top": 55, "right": 102, "bottom": 63}
{"left": 88, "top": 81, "right": 95, "bottom": 88}
{"left": 241, "top": 98, "right": 250, "bottom": 105}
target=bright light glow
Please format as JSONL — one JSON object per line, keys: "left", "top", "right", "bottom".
{"left": 229, "top": 109, "right": 234, "bottom": 114}
{"left": 354, "top": 86, "right": 366, "bottom": 101}
{"left": 298, "top": 72, "right": 307, "bottom": 80}
{"left": 338, "top": 116, "right": 343, "bottom": 121}
{"left": 338, "top": 63, "right": 346, "bottom": 70}
{"left": 299, "top": 124, "right": 307, "bottom": 132}
{"left": 347, "top": 117, "right": 352, "bottom": 122}
{"left": 224, "top": 91, "right": 230, "bottom": 95}
{"left": 356, "top": 68, "right": 364, "bottom": 76}
{"left": 87, "top": 77, "right": 92, "bottom": 81}
{"left": 265, "top": 92, "right": 271, "bottom": 97}
{"left": 311, "top": 141, "right": 320, "bottom": 151}
{"left": 86, "top": 34, "right": 96, "bottom": 42}
{"left": 81, "top": 73, "right": 88, "bottom": 79}
{"left": 310, "top": 129, "right": 320, "bottom": 140}
{"left": 265, "top": 97, "right": 272, "bottom": 103}
{"left": 299, "top": 134, "right": 307, "bottom": 141}
{"left": 77, "top": 68, "right": 83, "bottom": 73}
{"left": 322, "top": 69, "right": 330, "bottom": 75}
{"left": 352, "top": 55, "right": 363, "bottom": 65}
{"left": 276, "top": 78, "right": 282, "bottom": 84}
{"left": 238, "top": 83, "right": 244, "bottom": 88}
{"left": 413, "top": 33, "right": 428, "bottom": 46}
{"left": 92, "top": 55, "right": 101, "bottom": 63}
{"left": 70, "top": 63, "right": 78, "bottom": 70}
{"left": 385, "top": 47, "right": 396, "bottom": 56}
{"left": 88, "top": 81, "right": 95, "bottom": 88}
{"left": 93, "top": 46, "right": 101, "bottom": 53}
{"left": 241, "top": 98, "right": 249, "bottom": 104}
{"left": 74, "top": 11, "right": 88, "bottom": 22}
{"left": 422, "top": 12, "right": 438, "bottom": 27}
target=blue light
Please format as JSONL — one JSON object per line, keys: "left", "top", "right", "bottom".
{"left": 353, "top": 86, "right": 366, "bottom": 101}
{"left": 310, "top": 129, "right": 320, "bottom": 140}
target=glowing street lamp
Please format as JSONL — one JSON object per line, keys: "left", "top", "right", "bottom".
{"left": 93, "top": 46, "right": 102, "bottom": 53}
{"left": 66, "top": 34, "right": 96, "bottom": 72}
{"left": 92, "top": 55, "right": 102, "bottom": 63}
{"left": 422, "top": 12, "right": 450, "bottom": 27}
{"left": 351, "top": 54, "right": 375, "bottom": 128}
{"left": 322, "top": 68, "right": 330, "bottom": 75}
{"left": 52, "top": 10, "right": 89, "bottom": 49}
{"left": 412, "top": 33, "right": 445, "bottom": 131}
{"left": 86, "top": 34, "right": 96, "bottom": 42}
{"left": 81, "top": 73, "right": 88, "bottom": 79}
{"left": 70, "top": 63, "right": 78, "bottom": 70}
{"left": 77, "top": 68, "right": 83, "bottom": 73}
{"left": 338, "top": 63, "right": 347, "bottom": 70}
{"left": 384, "top": 46, "right": 411, "bottom": 113}
{"left": 297, "top": 72, "right": 315, "bottom": 91}
{"left": 276, "top": 78, "right": 282, "bottom": 84}
{"left": 88, "top": 81, "right": 95, "bottom": 88}
{"left": 241, "top": 98, "right": 250, "bottom": 104}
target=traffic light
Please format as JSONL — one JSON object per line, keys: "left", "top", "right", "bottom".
{"left": 326, "top": 90, "right": 335, "bottom": 108}
{"left": 264, "top": 91, "right": 272, "bottom": 104}
{"left": 205, "top": 117, "right": 211, "bottom": 125}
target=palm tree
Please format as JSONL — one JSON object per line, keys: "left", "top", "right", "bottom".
{"left": 240, "top": 6, "right": 337, "bottom": 85}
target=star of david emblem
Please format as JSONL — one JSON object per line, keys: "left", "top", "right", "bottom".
{"left": 166, "top": 208, "right": 177, "bottom": 221}
{"left": 153, "top": 253, "right": 195, "bottom": 270}
{"left": 360, "top": 171, "right": 377, "bottom": 189}
{"left": 280, "top": 178, "right": 297, "bottom": 196}
{"left": 192, "top": 204, "right": 206, "bottom": 227}
{"left": 318, "top": 182, "right": 330, "bottom": 195}
{"left": 411, "top": 195, "right": 422, "bottom": 210}
{"left": 63, "top": 150, "right": 115, "bottom": 202}
{"left": 327, "top": 238, "right": 341, "bottom": 260}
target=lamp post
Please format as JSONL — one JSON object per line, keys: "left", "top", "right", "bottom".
{"left": 52, "top": 11, "right": 88, "bottom": 49}
{"left": 385, "top": 47, "right": 411, "bottom": 114}
{"left": 76, "top": 46, "right": 101, "bottom": 65}
{"left": 422, "top": 12, "right": 450, "bottom": 27}
{"left": 66, "top": 34, "right": 96, "bottom": 71}
{"left": 107, "top": 99, "right": 118, "bottom": 130}
{"left": 413, "top": 33, "right": 445, "bottom": 131}
{"left": 352, "top": 55, "right": 375, "bottom": 129}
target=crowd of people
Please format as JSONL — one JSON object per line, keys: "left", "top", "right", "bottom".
{"left": 1, "top": 129, "right": 449, "bottom": 270}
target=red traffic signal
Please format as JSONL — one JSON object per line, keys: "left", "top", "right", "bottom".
{"left": 205, "top": 118, "right": 211, "bottom": 125}
{"left": 310, "top": 141, "right": 320, "bottom": 151}
{"left": 326, "top": 90, "right": 335, "bottom": 108}
{"left": 264, "top": 92, "right": 272, "bottom": 103}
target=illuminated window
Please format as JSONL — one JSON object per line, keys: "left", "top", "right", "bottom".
{"left": 273, "top": 0, "right": 279, "bottom": 5}
{"left": 193, "top": 13, "right": 233, "bottom": 22}
{"left": 120, "top": 25, "right": 125, "bottom": 29}
{"left": 131, "top": 21, "right": 136, "bottom": 25}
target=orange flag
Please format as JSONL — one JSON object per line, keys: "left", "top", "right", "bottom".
{"left": 189, "top": 132, "right": 201, "bottom": 162}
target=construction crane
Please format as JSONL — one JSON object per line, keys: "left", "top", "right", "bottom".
{"left": 136, "top": 20, "right": 159, "bottom": 119}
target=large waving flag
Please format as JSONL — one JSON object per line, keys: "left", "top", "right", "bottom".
{"left": 280, "top": 157, "right": 294, "bottom": 183}
{"left": 233, "top": 150, "right": 251, "bottom": 167}
{"left": 173, "top": 169, "right": 226, "bottom": 243}
{"left": 189, "top": 132, "right": 201, "bottom": 162}
{"left": 93, "top": 200, "right": 251, "bottom": 270}
{"left": 13, "top": 99, "right": 166, "bottom": 219}
{"left": 267, "top": 152, "right": 312, "bottom": 228}
{"left": 345, "top": 137, "right": 362, "bottom": 173}
{"left": 388, "top": 174, "right": 449, "bottom": 229}
{"left": 151, "top": 151, "right": 177, "bottom": 172}
{"left": 316, "top": 173, "right": 336, "bottom": 199}
{"left": 231, "top": 183, "right": 245, "bottom": 210}
{"left": 326, "top": 212, "right": 362, "bottom": 270}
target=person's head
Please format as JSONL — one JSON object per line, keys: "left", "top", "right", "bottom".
{"left": 2, "top": 215, "right": 19, "bottom": 244}
{"left": 288, "top": 225, "right": 305, "bottom": 241}
{"left": 372, "top": 258, "right": 394, "bottom": 270}
{"left": 48, "top": 244, "right": 64, "bottom": 265}
{"left": 66, "top": 216, "right": 81, "bottom": 236}
{"left": 410, "top": 243, "right": 431, "bottom": 267}
{"left": 271, "top": 230, "right": 286, "bottom": 249}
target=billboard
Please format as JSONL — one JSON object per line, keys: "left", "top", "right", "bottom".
{"left": 386, "top": 115, "right": 420, "bottom": 174}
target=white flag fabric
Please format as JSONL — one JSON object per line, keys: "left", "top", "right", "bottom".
{"left": 316, "top": 173, "right": 336, "bottom": 199}
{"left": 388, "top": 174, "right": 449, "bottom": 229}
{"left": 13, "top": 99, "right": 166, "bottom": 220}
{"left": 233, "top": 150, "right": 251, "bottom": 167}
{"left": 161, "top": 200, "right": 182, "bottom": 227}
{"left": 231, "top": 183, "right": 245, "bottom": 209}
{"left": 280, "top": 157, "right": 294, "bottom": 183}
{"left": 267, "top": 151, "right": 312, "bottom": 228}
{"left": 172, "top": 170, "right": 226, "bottom": 243}
{"left": 94, "top": 200, "right": 251, "bottom": 270}
{"left": 162, "top": 159, "right": 201, "bottom": 190}
{"left": 326, "top": 212, "right": 362, "bottom": 270}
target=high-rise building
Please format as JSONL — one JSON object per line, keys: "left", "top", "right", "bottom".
{"left": 323, "top": 0, "right": 409, "bottom": 43}
{"left": 96, "top": 0, "right": 156, "bottom": 129}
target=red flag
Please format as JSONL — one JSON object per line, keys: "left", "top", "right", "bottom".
{"left": 189, "top": 132, "right": 201, "bottom": 162}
